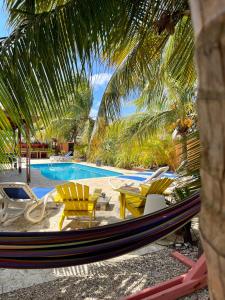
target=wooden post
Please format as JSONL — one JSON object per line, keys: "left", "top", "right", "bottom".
{"left": 18, "top": 129, "right": 22, "bottom": 173}
{"left": 26, "top": 125, "right": 31, "bottom": 184}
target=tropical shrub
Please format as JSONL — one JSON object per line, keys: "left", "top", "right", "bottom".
{"left": 88, "top": 122, "right": 177, "bottom": 170}
{"left": 73, "top": 144, "right": 88, "bottom": 160}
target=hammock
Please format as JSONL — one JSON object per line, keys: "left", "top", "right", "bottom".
{"left": 0, "top": 193, "right": 200, "bottom": 269}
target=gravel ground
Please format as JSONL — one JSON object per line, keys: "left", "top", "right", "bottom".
{"left": 0, "top": 247, "right": 208, "bottom": 300}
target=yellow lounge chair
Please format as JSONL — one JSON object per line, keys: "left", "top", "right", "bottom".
{"left": 116, "top": 178, "right": 174, "bottom": 219}
{"left": 54, "top": 182, "right": 102, "bottom": 230}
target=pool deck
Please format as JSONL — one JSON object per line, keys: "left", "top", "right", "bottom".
{"left": 0, "top": 159, "right": 166, "bottom": 294}
{"left": 0, "top": 159, "right": 139, "bottom": 232}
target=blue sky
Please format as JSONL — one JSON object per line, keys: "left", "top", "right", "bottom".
{"left": 0, "top": 0, "right": 10, "bottom": 37}
{"left": 89, "top": 64, "right": 136, "bottom": 119}
{"left": 0, "top": 1, "right": 136, "bottom": 119}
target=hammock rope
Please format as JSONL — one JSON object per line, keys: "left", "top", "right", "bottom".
{"left": 0, "top": 193, "right": 200, "bottom": 269}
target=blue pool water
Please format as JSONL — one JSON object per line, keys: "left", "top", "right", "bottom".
{"left": 31, "top": 163, "right": 122, "bottom": 181}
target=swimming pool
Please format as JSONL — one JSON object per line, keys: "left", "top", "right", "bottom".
{"left": 31, "top": 163, "right": 122, "bottom": 181}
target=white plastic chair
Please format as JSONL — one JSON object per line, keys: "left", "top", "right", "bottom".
{"left": 109, "top": 166, "right": 170, "bottom": 189}
{"left": 0, "top": 182, "right": 54, "bottom": 225}
{"left": 49, "top": 151, "right": 73, "bottom": 162}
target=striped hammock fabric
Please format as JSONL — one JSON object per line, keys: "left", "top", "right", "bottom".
{"left": 0, "top": 193, "right": 200, "bottom": 269}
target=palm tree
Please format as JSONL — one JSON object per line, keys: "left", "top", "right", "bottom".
{"left": 0, "top": 0, "right": 191, "bottom": 125}
{"left": 0, "top": 1, "right": 224, "bottom": 297}
{"left": 105, "top": 58, "right": 197, "bottom": 169}
{"left": 0, "top": 0, "right": 191, "bottom": 162}
{"left": 96, "top": 14, "right": 195, "bottom": 123}
{"left": 39, "top": 77, "right": 94, "bottom": 147}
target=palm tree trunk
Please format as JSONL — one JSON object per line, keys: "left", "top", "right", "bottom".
{"left": 190, "top": 1, "right": 225, "bottom": 298}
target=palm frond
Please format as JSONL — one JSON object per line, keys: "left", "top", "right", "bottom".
{"left": 163, "top": 16, "right": 196, "bottom": 88}
{"left": 97, "top": 15, "right": 194, "bottom": 123}
{"left": 0, "top": 0, "right": 189, "bottom": 165}
{"left": 37, "top": 76, "right": 93, "bottom": 143}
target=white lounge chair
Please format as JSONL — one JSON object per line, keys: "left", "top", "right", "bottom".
{"left": 49, "top": 151, "right": 73, "bottom": 162}
{"left": 109, "top": 166, "right": 171, "bottom": 189}
{"left": 0, "top": 182, "right": 54, "bottom": 225}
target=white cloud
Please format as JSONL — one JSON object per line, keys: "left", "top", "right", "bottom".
{"left": 90, "top": 73, "right": 112, "bottom": 87}
{"left": 90, "top": 108, "right": 98, "bottom": 119}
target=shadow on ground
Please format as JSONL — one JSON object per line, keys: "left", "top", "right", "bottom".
{"left": 0, "top": 248, "right": 208, "bottom": 300}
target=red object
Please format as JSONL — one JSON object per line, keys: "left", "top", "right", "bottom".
{"left": 19, "top": 142, "right": 48, "bottom": 149}
{"left": 121, "top": 251, "right": 207, "bottom": 300}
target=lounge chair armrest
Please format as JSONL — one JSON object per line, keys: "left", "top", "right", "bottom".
{"left": 115, "top": 187, "right": 145, "bottom": 199}
{"left": 53, "top": 192, "right": 63, "bottom": 203}
{"left": 139, "top": 184, "right": 151, "bottom": 196}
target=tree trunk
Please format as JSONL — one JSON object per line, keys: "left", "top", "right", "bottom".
{"left": 190, "top": 1, "right": 225, "bottom": 298}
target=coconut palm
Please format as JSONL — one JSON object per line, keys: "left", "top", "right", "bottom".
{"left": 0, "top": 0, "right": 224, "bottom": 296}
{"left": 0, "top": 0, "right": 191, "bottom": 162}
{"left": 121, "top": 83, "right": 195, "bottom": 134}
{"left": 38, "top": 77, "right": 94, "bottom": 146}
{"left": 97, "top": 14, "right": 195, "bottom": 123}
{"left": 0, "top": 0, "right": 191, "bottom": 126}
